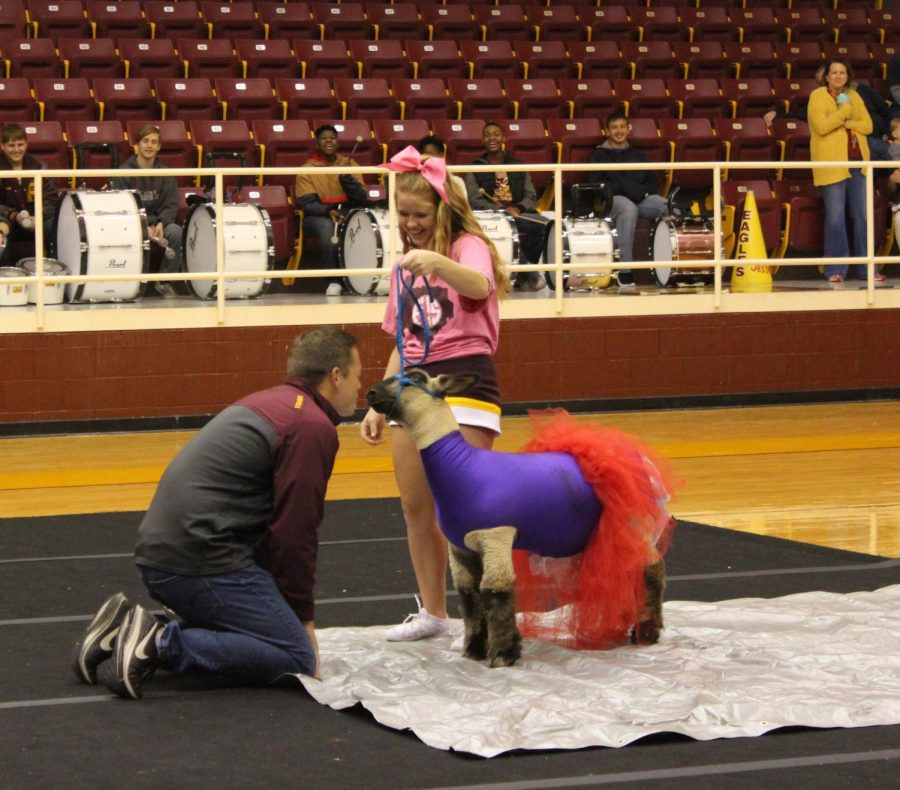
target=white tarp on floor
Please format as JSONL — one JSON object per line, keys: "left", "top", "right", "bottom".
{"left": 300, "top": 585, "right": 900, "bottom": 757}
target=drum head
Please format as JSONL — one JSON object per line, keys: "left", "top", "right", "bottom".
{"left": 338, "top": 208, "right": 382, "bottom": 296}
{"left": 651, "top": 218, "right": 676, "bottom": 287}
{"left": 183, "top": 204, "right": 217, "bottom": 299}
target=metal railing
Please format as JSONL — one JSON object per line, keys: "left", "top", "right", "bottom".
{"left": 2, "top": 156, "right": 898, "bottom": 333}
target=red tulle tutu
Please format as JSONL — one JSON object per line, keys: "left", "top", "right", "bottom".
{"left": 512, "top": 409, "right": 679, "bottom": 649}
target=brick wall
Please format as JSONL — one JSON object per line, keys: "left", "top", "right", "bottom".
{"left": 1, "top": 309, "right": 898, "bottom": 425}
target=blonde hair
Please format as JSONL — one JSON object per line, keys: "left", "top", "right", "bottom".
{"left": 394, "top": 159, "right": 511, "bottom": 298}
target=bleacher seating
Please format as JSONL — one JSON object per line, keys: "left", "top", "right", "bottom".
{"left": 33, "top": 77, "right": 98, "bottom": 122}
{"left": 58, "top": 38, "right": 123, "bottom": 80}
{"left": 215, "top": 77, "right": 280, "bottom": 122}
{"left": 143, "top": 1, "right": 206, "bottom": 40}
{"left": 86, "top": 0, "right": 149, "bottom": 39}
{"left": 251, "top": 118, "right": 315, "bottom": 195}
{"left": 154, "top": 78, "right": 218, "bottom": 123}
{"left": 21, "top": 120, "right": 68, "bottom": 169}
{"left": 333, "top": 77, "right": 399, "bottom": 122}
{"left": 2, "top": 37, "right": 62, "bottom": 79}
{"left": 0, "top": 77, "right": 38, "bottom": 121}
{"left": 119, "top": 39, "right": 181, "bottom": 81}
{"left": 93, "top": 77, "right": 160, "bottom": 122}
{"left": 0, "top": 0, "right": 879, "bottom": 260}
{"left": 275, "top": 77, "right": 341, "bottom": 123}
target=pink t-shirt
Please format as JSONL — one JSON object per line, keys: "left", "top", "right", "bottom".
{"left": 381, "top": 234, "right": 499, "bottom": 365}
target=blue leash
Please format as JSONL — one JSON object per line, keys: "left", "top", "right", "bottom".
{"left": 394, "top": 265, "right": 435, "bottom": 370}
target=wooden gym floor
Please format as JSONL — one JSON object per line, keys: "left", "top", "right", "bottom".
{"left": 2, "top": 399, "right": 898, "bottom": 558}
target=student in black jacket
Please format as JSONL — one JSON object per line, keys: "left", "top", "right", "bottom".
{"left": 587, "top": 111, "right": 667, "bottom": 285}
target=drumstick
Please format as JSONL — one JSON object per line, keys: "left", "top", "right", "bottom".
{"left": 349, "top": 135, "right": 364, "bottom": 158}
{"left": 331, "top": 218, "right": 340, "bottom": 245}
{"left": 477, "top": 188, "right": 548, "bottom": 224}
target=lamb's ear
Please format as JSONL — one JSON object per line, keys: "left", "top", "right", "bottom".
{"left": 434, "top": 373, "right": 479, "bottom": 396}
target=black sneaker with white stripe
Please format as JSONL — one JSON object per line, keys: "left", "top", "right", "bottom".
{"left": 98, "top": 605, "right": 161, "bottom": 700}
{"left": 71, "top": 592, "right": 131, "bottom": 684}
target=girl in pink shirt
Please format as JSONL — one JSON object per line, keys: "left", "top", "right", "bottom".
{"left": 361, "top": 147, "right": 510, "bottom": 642}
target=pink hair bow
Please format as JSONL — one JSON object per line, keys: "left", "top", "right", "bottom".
{"left": 381, "top": 145, "right": 449, "bottom": 203}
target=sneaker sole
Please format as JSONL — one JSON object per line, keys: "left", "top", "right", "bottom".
{"left": 71, "top": 592, "right": 131, "bottom": 685}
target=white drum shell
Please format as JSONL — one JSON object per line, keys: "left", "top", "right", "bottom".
{"left": 54, "top": 190, "right": 148, "bottom": 303}
{"left": 0, "top": 266, "right": 28, "bottom": 306}
{"left": 543, "top": 216, "right": 618, "bottom": 290}
{"left": 473, "top": 210, "right": 519, "bottom": 267}
{"left": 338, "top": 208, "right": 397, "bottom": 296}
{"left": 19, "top": 258, "right": 68, "bottom": 304}
{"left": 183, "top": 203, "right": 273, "bottom": 300}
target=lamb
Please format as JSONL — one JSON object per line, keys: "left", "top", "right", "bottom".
{"left": 367, "top": 369, "right": 676, "bottom": 668}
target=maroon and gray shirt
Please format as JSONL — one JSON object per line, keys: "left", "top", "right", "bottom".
{"left": 135, "top": 377, "right": 341, "bottom": 623}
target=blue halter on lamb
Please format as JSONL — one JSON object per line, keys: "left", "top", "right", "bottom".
{"left": 367, "top": 369, "right": 677, "bottom": 667}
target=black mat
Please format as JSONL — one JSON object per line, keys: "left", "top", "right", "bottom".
{"left": 1, "top": 500, "right": 898, "bottom": 789}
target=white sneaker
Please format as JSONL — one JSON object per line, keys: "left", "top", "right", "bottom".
{"left": 386, "top": 596, "right": 449, "bottom": 642}
{"left": 325, "top": 282, "right": 344, "bottom": 297}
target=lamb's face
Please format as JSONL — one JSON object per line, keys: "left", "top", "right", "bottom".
{"left": 366, "top": 369, "right": 439, "bottom": 424}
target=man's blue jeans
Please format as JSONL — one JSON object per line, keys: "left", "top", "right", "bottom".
{"left": 139, "top": 564, "right": 317, "bottom": 684}
{"left": 821, "top": 169, "right": 867, "bottom": 279}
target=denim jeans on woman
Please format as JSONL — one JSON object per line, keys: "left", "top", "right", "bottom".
{"left": 139, "top": 563, "right": 317, "bottom": 685}
{"left": 821, "top": 169, "right": 868, "bottom": 279}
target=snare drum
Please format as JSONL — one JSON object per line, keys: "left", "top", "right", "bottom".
{"left": 19, "top": 258, "right": 68, "bottom": 304}
{"left": 0, "top": 266, "right": 27, "bottom": 306}
{"left": 473, "top": 210, "right": 519, "bottom": 267}
{"left": 543, "top": 216, "right": 619, "bottom": 291}
{"left": 183, "top": 203, "right": 273, "bottom": 300}
{"left": 651, "top": 216, "right": 715, "bottom": 287}
{"left": 54, "top": 190, "right": 149, "bottom": 303}
{"left": 338, "top": 207, "right": 398, "bottom": 296}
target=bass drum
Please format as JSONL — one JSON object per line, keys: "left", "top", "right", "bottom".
{"left": 651, "top": 216, "right": 715, "bottom": 287}
{"left": 473, "top": 210, "right": 519, "bottom": 268}
{"left": 337, "top": 207, "right": 396, "bottom": 296}
{"left": 183, "top": 203, "right": 273, "bottom": 299}
{"left": 543, "top": 216, "right": 619, "bottom": 291}
{"left": 19, "top": 258, "right": 68, "bottom": 304}
{"left": 54, "top": 190, "right": 148, "bottom": 303}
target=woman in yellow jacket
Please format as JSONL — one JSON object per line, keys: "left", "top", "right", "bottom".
{"left": 808, "top": 58, "right": 883, "bottom": 283}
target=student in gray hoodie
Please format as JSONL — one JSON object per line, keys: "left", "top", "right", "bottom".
{"left": 111, "top": 124, "right": 181, "bottom": 294}
{"left": 587, "top": 110, "right": 667, "bottom": 285}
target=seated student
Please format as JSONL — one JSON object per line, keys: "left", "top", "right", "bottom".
{"left": 110, "top": 124, "right": 182, "bottom": 295}
{"left": 587, "top": 110, "right": 667, "bottom": 287}
{"left": 295, "top": 124, "right": 370, "bottom": 297}
{"left": 0, "top": 123, "right": 60, "bottom": 266}
{"left": 463, "top": 122, "right": 549, "bottom": 291}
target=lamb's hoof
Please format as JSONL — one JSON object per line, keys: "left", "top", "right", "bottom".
{"left": 631, "top": 615, "right": 662, "bottom": 645}
{"left": 487, "top": 634, "right": 522, "bottom": 667}
{"left": 488, "top": 644, "right": 521, "bottom": 668}
{"left": 464, "top": 634, "right": 487, "bottom": 661}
